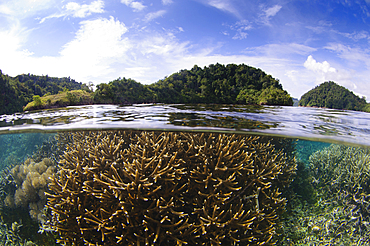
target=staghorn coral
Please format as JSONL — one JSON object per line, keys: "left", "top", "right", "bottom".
{"left": 3, "top": 158, "right": 56, "bottom": 224}
{"left": 0, "top": 219, "right": 37, "bottom": 246}
{"left": 309, "top": 144, "right": 370, "bottom": 215}
{"left": 278, "top": 144, "right": 370, "bottom": 245}
{"left": 46, "top": 130, "right": 296, "bottom": 245}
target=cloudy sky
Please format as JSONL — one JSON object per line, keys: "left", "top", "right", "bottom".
{"left": 1, "top": 0, "right": 370, "bottom": 100}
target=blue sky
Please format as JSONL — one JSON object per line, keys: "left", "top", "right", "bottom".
{"left": 1, "top": 0, "right": 370, "bottom": 100}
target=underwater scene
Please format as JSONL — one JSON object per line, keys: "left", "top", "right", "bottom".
{"left": 0, "top": 104, "right": 370, "bottom": 245}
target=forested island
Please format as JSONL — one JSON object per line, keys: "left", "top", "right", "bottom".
{"left": 299, "top": 81, "right": 370, "bottom": 112}
{"left": 94, "top": 63, "right": 292, "bottom": 105}
{"left": 1, "top": 63, "right": 293, "bottom": 114}
{"left": 0, "top": 70, "right": 90, "bottom": 114}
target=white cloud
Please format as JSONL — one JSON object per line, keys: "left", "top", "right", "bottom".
{"left": 65, "top": 0, "right": 104, "bottom": 18}
{"left": 120, "top": 0, "right": 146, "bottom": 12}
{"left": 265, "top": 43, "right": 316, "bottom": 56}
{"left": 0, "top": 0, "right": 55, "bottom": 19}
{"left": 131, "top": 2, "right": 145, "bottom": 11}
{"left": 138, "top": 33, "right": 189, "bottom": 58}
{"left": 40, "top": 0, "right": 104, "bottom": 23}
{"left": 229, "top": 20, "right": 252, "bottom": 40}
{"left": 58, "top": 17, "right": 130, "bottom": 78}
{"left": 304, "top": 55, "right": 337, "bottom": 73}
{"left": 265, "top": 5, "right": 282, "bottom": 18}
{"left": 61, "top": 17, "right": 128, "bottom": 57}
{"left": 145, "top": 10, "right": 166, "bottom": 22}
{"left": 162, "top": 0, "right": 173, "bottom": 5}
{"left": 245, "top": 43, "right": 317, "bottom": 59}
{"left": 0, "top": 15, "right": 191, "bottom": 84}
{"left": 202, "top": 0, "right": 241, "bottom": 19}
{"left": 0, "top": 17, "right": 190, "bottom": 85}
{"left": 225, "top": 5, "right": 282, "bottom": 40}
{"left": 258, "top": 4, "right": 282, "bottom": 26}
{"left": 325, "top": 43, "right": 370, "bottom": 68}
{"left": 0, "top": 17, "right": 131, "bottom": 82}
{"left": 0, "top": 4, "right": 13, "bottom": 15}
{"left": 335, "top": 30, "right": 370, "bottom": 41}
{"left": 0, "top": 23, "right": 34, "bottom": 74}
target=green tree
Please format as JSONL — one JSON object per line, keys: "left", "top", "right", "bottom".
{"left": 32, "top": 95, "right": 42, "bottom": 107}
{"left": 258, "top": 87, "right": 293, "bottom": 105}
{"left": 93, "top": 78, "right": 153, "bottom": 104}
{"left": 0, "top": 70, "right": 21, "bottom": 114}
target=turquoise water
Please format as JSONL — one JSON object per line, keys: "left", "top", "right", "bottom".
{"left": 0, "top": 104, "right": 369, "bottom": 245}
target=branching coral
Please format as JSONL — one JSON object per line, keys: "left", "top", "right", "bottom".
{"left": 302, "top": 144, "right": 370, "bottom": 244}
{"left": 3, "top": 158, "right": 55, "bottom": 224}
{"left": 310, "top": 145, "right": 370, "bottom": 208}
{"left": 182, "top": 133, "right": 295, "bottom": 244}
{"left": 46, "top": 130, "right": 296, "bottom": 245}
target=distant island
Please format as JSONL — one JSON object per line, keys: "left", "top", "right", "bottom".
{"left": 1, "top": 63, "right": 293, "bottom": 114}
{"left": 299, "top": 81, "right": 370, "bottom": 112}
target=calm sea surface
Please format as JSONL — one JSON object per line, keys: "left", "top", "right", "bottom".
{"left": 1, "top": 104, "right": 370, "bottom": 146}
{"left": 0, "top": 104, "right": 369, "bottom": 245}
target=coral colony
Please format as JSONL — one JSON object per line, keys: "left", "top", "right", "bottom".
{"left": 46, "top": 131, "right": 296, "bottom": 245}
{"left": 4, "top": 158, "right": 55, "bottom": 224}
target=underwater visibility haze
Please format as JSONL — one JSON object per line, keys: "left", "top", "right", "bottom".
{"left": 0, "top": 104, "right": 370, "bottom": 245}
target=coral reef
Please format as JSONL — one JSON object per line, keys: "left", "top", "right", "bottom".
{"left": 309, "top": 144, "right": 370, "bottom": 242}
{"left": 0, "top": 219, "right": 37, "bottom": 246}
{"left": 279, "top": 144, "right": 370, "bottom": 245}
{"left": 46, "top": 130, "right": 296, "bottom": 245}
{"left": 3, "top": 158, "right": 56, "bottom": 224}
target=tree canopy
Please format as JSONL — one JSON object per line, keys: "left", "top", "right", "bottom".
{"left": 299, "top": 81, "right": 367, "bottom": 111}
{"left": 0, "top": 70, "right": 20, "bottom": 115}
{"left": 93, "top": 77, "right": 153, "bottom": 104}
{"left": 94, "top": 63, "right": 293, "bottom": 106}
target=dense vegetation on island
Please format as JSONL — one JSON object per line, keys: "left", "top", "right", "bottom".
{"left": 94, "top": 63, "right": 293, "bottom": 106}
{"left": 23, "top": 90, "right": 93, "bottom": 111}
{"left": 0, "top": 70, "right": 90, "bottom": 114}
{"left": 299, "top": 81, "right": 369, "bottom": 112}
{"left": 2, "top": 63, "right": 294, "bottom": 114}
{"left": 93, "top": 78, "right": 153, "bottom": 104}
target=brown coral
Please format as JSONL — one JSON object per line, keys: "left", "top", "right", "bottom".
{"left": 47, "top": 130, "right": 296, "bottom": 245}
{"left": 4, "top": 158, "right": 55, "bottom": 224}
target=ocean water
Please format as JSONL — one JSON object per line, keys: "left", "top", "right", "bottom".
{"left": 0, "top": 104, "right": 369, "bottom": 245}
